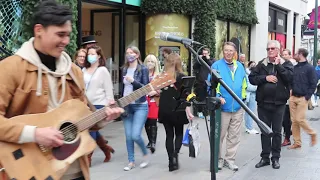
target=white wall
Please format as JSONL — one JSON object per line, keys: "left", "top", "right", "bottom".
{"left": 250, "top": 0, "right": 308, "bottom": 62}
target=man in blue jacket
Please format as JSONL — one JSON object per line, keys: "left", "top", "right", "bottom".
{"left": 289, "top": 48, "right": 317, "bottom": 150}
{"left": 249, "top": 40, "right": 293, "bottom": 170}
{"left": 208, "top": 42, "right": 247, "bottom": 171}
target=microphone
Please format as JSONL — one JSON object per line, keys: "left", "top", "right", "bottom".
{"left": 160, "top": 32, "right": 203, "bottom": 45}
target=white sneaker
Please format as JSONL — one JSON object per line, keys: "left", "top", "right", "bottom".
{"left": 224, "top": 161, "right": 238, "bottom": 171}
{"left": 218, "top": 159, "right": 224, "bottom": 170}
{"left": 246, "top": 129, "right": 259, "bottom": 134}
{"left": 124, "top": 163, "right": 135, "bottom": 171}
{"left": 139, "top": 161, "right": 149, "bottom": 168}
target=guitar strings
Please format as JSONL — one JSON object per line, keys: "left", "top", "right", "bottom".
{"left": 59, "top": 83, "right": 160, "bottom": 136}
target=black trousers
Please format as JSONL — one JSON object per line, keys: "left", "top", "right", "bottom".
{"left": 282, "top": 105, "right": 292, "bottom": 139}
{"left": 257, "top": 103, "right": 285, "bottom": 160}
{"left": 146, "top": 118, "right": 157, "bottom": 126}
{"left": 163, "top": 122, "right": 184, "bottom": 158}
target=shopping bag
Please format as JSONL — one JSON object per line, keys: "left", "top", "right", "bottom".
{"left": 188, "top": 122, "right": 200, "bottom": 158}
{"left": 182, "top": 128, "right": 190, "bottom": 146}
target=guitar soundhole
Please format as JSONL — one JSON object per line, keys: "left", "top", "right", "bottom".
{"left": 59, "top": 122, "right": 78, "bottom": 143}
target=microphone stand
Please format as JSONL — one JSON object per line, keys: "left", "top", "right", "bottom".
{"left": 182, "top": 41, "right": 273, "bottom": 180}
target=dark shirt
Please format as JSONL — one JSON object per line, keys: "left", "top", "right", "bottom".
{"left": 249, "top": 59, "right": 293, "bottom": 105}
{"left": 35, "top": 49, "right": 56, "bottom": 71}
{"left": 193, "top": 56, "right": 214, "bottom": 83}
{"left": 291, "top": 61, "right": 317, "bottom": 100}
{"left": 158, "top": 73, "right": 188, "bottom": 125}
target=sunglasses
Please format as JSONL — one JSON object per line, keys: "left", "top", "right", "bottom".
{"left": 266, "top": 47, "right": 276, "bottom": 51}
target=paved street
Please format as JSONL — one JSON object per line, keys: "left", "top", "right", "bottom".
{"left": 90, "top": 107, "right": 320, "bottom": 180}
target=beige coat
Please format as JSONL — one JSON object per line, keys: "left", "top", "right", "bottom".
{"left": 0, "top": 55, "right": 98, "bottom": 180}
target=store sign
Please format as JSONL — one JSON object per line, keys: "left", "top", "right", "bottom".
{"left": 276, "top": 11, "right": 286, "bottom": 33}
{"left": 126, "top": 0, "right": 141, "bottom": 6}
{"left": 82, "top": 30, "right": 102, "bottom": 36}
{"left": 308, "top": 6, "right": 320, "bottom": 30}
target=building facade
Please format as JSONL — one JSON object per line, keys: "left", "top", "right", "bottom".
{"left": 251, "top": 0, "right": 308, "bottom": 61}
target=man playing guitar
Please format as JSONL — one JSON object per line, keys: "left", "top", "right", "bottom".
{"left": 0, "top": 1, "right": 123, "bottom": 180}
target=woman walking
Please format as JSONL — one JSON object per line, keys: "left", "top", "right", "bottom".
{"left": 244, "top": 61, "right": 259, "bottom": 134}
{"left": 158, "top": 53, "right": 194, "bottom": 172}
{"left": 122, "top": 46, "right": 150, "bottom": 171}
{"left": 143, "top": 54, "right": 161, "bottom": 154}
{"left": 82, "top": 45, "right": 115, "bottom": 166}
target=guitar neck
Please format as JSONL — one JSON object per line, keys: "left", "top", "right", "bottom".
{"left": 76, "top": 84, "right": 153, "bottom": 131}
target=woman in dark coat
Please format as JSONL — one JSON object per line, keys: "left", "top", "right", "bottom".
{"left": 158, "top": 53, "right": 194, "bottom": 172}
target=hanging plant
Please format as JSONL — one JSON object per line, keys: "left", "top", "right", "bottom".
{"left": 19, "top": 0, "right": 78, "bottom": 56}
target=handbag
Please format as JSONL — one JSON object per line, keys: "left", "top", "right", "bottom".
{"left": 147, "top": 96, "right": 159, "bottom": 119}
{"left": 188, "top": 122, "right": 200, "bottom": 158}
{"left": 182, "top": 127, "right": 190, "bottom": 146}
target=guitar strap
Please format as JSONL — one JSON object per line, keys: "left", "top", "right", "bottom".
{"left": 69, "top": 69, "right": 97, "bottom": 112}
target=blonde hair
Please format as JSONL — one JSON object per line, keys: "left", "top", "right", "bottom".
{"left": 144, "top": 54, "right": 160, "bottom": 76}
{"left": 163, "top": 53, "right": 183, "bottom": 77}
{"left": 123, "top": 46, "right": 143, "bottom": 68}
{"left": 74, "top": 48, "right": 87, "bottom": 61}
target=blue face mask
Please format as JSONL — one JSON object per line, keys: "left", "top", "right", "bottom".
{"left": 87, "top": 55, "right": 98, "bottom": 64}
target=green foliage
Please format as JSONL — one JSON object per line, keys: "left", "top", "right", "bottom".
{"left": 19, "top": 0, "right": 78, "bottom": 56}
{"left": 141, "top": 0, "right": 257, "bottom": 57}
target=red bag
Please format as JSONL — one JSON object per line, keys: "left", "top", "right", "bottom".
{"left": 147, "top": 96, "right": 159, "bottom": 119}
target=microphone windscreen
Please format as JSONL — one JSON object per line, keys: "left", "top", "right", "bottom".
{"left": 160, "top": 32, "right": 169, "bottom": 41}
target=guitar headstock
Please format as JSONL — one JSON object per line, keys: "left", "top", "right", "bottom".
{"left": 150, "top": 72, "right": 176, "bottom": 91}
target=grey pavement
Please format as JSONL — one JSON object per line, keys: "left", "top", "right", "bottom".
{"left": 90, "top": 107, "right": 320, "bottom": 180}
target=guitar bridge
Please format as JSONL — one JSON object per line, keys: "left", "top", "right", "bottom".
{"left": 39, "top": 144, "right": 49, "bottom": 153}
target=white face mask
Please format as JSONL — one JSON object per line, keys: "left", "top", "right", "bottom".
{"left": 147, "top": 62, "right": 155, "bottom": 69}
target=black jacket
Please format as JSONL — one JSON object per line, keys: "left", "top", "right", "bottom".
{"left": 249, "top": 58, "right": 293, "bottom": 105}
{"left": 193, "top": 56, "right": 215, "bottom": 84}
{"left": 158, "top": 73, "right": 189, "bottom": 125}
{"left": 291, "top": 61, "right": 317, "bottom": 100}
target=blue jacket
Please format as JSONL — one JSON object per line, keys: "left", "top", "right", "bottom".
{"left": 292, "top": 61, "right": 317, "bottom": 100}
{"left": 207, "top": 59, "right": 247, "bottom": 112}
{"left": 121, "top": 64, "right": 149, "bottom": 103}
{"left": 315, "top": 65, "right": 320, "bottom": 80}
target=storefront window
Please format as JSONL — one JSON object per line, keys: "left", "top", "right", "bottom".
{"left": 215, "top": 20, "right": 228, "bottom": 59}
{"left": 229, "top": 22, "right": 250, "bottom": 63}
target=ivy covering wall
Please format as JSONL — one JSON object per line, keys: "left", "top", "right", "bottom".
{"left": 19, "top": 0, "right": 78, "bottom": 56}
{"left": 141, "top": 0, "right": 258, "bottom": 57}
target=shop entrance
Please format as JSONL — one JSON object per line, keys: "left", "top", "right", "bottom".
{"left": 80, "top": 1, "right": 143, "bottom": 97}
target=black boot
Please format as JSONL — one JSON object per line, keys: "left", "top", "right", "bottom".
{"left": 168, "top": 157, "right": 175, "bottom": 171}
{"left": 150, "top": 125, "right": 158, "bottom": 154}
{"left": 172, "top": 152, "right": 179, "bottom": 171}
{"left": 145, "top": 124, "right": 151, "bottom": 148}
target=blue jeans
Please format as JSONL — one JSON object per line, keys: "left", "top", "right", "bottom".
{"left": 123, "top": 103, "right": 148, "bottom": 163}
{"left": 245, "top": 93, "right": 257, "bottom": 130}
{"left": 90, "top": 105, "right": 105, "bottom": 140}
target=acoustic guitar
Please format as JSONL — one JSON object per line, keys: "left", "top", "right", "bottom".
{"left": 0, "top": 72, "right": 175, "bottom": 180}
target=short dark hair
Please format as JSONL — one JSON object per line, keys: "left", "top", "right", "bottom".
{"left": 162, "top": 48, "right": 172, "bottom": 54}
{"left": 248, "top": 61, "right": 255, "bottom": 67}
{"left": 84, "top": 45, "right": 106, "bottom": 68}
{"left": 202, "top": 48, "right": 210, "bottom": 54}
{"left": 32, "top": 0, "right": 72, "bottom": 30}
{"left": 297, "top": 48, "right": 308, "bottom": 58}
